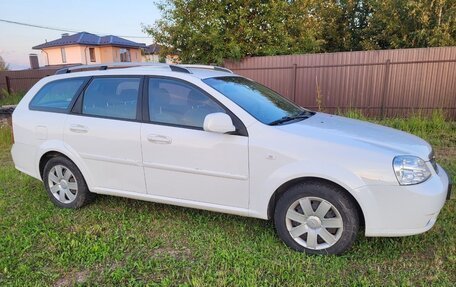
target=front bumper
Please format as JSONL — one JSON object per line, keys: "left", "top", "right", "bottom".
{"left": 354, "top": 164, "right": 450, "bottom": 237}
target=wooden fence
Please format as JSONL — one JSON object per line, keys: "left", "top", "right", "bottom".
{"left": 0, "top": 68, "right": 60, "bottom": 95}
{"left": 224, "top": 47, "right": 456, "bottom": 118}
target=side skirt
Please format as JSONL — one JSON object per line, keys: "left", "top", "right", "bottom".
{"left": 91, "top": 187, "right": 252, "bottom": 217}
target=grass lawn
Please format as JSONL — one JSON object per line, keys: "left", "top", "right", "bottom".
{"left": 0, "top": 91, "right": 24, "bottom": 107}
{"left": 0, "top": 114, "right": 454, "bottom": 286}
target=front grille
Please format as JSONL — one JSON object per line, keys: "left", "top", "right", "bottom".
{"left": 429, "top": 151, "right": 439, "bottom": 174}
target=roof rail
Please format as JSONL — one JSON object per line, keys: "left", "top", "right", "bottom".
{"left": 54, "top": 62, "right": 192, "bottom": 75}
{"left": 54, "top": 62, "right": 233, "bottom": 75}
{"left": 180, "top": 64, "right": 233, "bottom": 73}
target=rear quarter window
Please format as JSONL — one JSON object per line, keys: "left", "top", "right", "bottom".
{"left": 29, "top": 78, "right": 87, "bottom": 112}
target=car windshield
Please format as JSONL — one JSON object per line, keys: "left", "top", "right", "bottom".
{"left": 203, "top": 76, "right": 313, "bottom": 125}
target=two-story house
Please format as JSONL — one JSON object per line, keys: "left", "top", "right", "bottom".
{"left": 33, "top": 32, "right": 146, "bottom": 66}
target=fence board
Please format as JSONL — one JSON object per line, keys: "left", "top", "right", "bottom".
{"left": 0, "top": 68, "right": 59, "bottom": 95}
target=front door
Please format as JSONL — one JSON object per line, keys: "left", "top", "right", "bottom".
{"left": 141, "top": 77, "right": 249, "bottom": 208}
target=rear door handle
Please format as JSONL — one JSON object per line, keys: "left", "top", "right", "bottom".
{"left": 147, "top": 134, "right": 172, "bottom": 144}
{"left": 69, "top": 124, "right": 88, "bottom": 133}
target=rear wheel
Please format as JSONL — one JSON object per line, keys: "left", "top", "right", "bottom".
{"left": 274, "top": 182, "right": 359, "bottom": 255}
{"left": 43, "top": 156, "right": 94, "bottom": 209}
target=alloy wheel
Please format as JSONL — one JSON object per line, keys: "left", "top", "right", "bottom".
{"left": 285, "top": 196, "right": 344, "bottom": 250}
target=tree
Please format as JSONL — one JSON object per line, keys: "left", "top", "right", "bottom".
{"left": 316, "top": 0, "right": 372, "bottom": 52}
{"left": 0, "top": 56, "right": 9, "bottom": 71}
{"left": 145, "top": 0, "right": 456, "bottom": 63}
{"left": 361, "top": 0, "right": 456, "bottom": 49}
{"left": 144, "top": 0, "right": 322, "bottom": 64}
{"left": 317, "top": 0, "right": 455, "bottom": 51}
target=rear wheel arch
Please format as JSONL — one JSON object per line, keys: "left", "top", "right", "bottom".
{"left": 41, "top": 154, "right": 95, "bottom": 208}
{"left": 39, "top": 151, "right": 79, "bottom": 180}
{"left": 267, "top": 177, "right": 365, "bottom": 227}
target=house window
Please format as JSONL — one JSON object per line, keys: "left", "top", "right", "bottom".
{"left": 120, "top": 48, "right": 131, "bottom": 62}
{"left": 89, "top": 48, "right": 96, "bottom": 62}
{"left": 61, "top": 48, "right": 66, "bottom": 63}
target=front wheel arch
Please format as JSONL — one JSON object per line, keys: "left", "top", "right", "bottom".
{"left": 267, "top": 177, "right": 365, "bottom": 227}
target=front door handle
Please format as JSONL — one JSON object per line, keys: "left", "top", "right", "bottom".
{"left": 147, "top": 134, "right": 172, "bottom": 144}
{"left": 69, "top": 124, "right": 88, "bottom": 133}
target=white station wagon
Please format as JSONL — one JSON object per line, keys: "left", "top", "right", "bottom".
{"left": 11, "top": 63, "right": 451, "bottom": 255}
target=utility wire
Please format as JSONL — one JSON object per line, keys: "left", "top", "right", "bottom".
{"left": 0, "top": 19, "right": 151, "bottom": 39}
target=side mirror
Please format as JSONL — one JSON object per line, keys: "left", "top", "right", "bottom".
{"left": 203, "top": 113, "right": 236, "bottom": 134}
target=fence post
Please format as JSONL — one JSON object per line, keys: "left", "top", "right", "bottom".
{"left": 380, "top": 59, "right": 391, "bottom": 119}
{"left": 5, "top": 76, "right": 11, "bottom": 94}
{"left": 291, "top": 64, "right": 297, "bottom": 102}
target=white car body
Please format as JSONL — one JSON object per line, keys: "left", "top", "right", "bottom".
{"left": 11, "top": 65, "right": 450, "bottom": 240}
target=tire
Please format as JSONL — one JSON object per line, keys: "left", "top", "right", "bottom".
{"left": 274, "top": 181, "right": 359, "bottom": 255}
{"left": 42, "top": 156, "right": 94, "bottom": 209}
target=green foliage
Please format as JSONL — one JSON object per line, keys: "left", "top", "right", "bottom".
{"left": 0, "top": 89, "right": 24, "bottom": 106}
{"left": 0, "top": 126, "right": 12, "bottom": 147}
{"left": 158, "top": 56, "right": 167, "bottom": 63}
{"left": 317, "top": 0, "right": 373, "bottom": 52}
{"left": 146, "top": 0, "right": 456, "bottom": 63}
{"left": 0, "top": 56, "right": 9, "bottom": 71}
{"left": 362, "top": 0, "right": 456, "bottom": 49}
{"left": 145, "top": 0, "right": 322, "bottom": 64}
{"left": 340, "top": 109, "right": 369, "bottom": 120}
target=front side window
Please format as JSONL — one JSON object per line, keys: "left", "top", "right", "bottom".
{"left": 82, "top": 77, "right": 140, "bottom": 120}
{"left": 148, "top": 78, "right": 224, "bottom": 128}
{"left": 203, "top": 76, "right": 311, "bottom": 125}
{"left": 30, "top": 78, "right": 86, "bottom": 111}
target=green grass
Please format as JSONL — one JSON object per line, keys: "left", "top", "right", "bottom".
{"left": 0, "top": 90, "right": 24, "bottom": 106}
{"left": 0, "top": 114, "right": 454, "bottom": 286}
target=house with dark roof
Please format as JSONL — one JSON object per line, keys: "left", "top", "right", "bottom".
{"left": 142, "top": 43, "right": 180, "bottom": 64}
{"left": 33, "top": 32, "right": 146, "bottom": 66}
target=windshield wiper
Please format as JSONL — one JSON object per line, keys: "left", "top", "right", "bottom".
{"left": 269, "top": 111, "right": 315, "bottom": 126}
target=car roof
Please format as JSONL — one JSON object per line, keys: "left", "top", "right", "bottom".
{"left": 48, "top": 64, "right": 241, "bottom": 81}
{"left": 132, "top": 66, "right": 236, "bottom": 79}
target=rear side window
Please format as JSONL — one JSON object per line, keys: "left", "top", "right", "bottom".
{"left": 30, "top": 78, "right": 87, "bottom": 111}
{"left": 82, "top": 77, "right": 140, "bottom": 120}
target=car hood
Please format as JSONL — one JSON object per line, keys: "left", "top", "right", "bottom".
{"left": 279, "top": 113, "right": 432, "bottom": 159}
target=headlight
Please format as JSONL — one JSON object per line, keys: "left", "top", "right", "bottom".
{"left": 393, "top": 155, "right": 431, "bottom": 185}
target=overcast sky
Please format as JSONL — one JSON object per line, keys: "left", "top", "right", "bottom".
{"left": 0, "top": 0, "right": 161, "bottom": 70}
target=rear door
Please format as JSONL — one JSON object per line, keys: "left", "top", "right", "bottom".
{"left": 140, "top": 77, "right": 249, "bottom": 208}
{"left": 64, "top": 76, "right": 146, "bottom": 194}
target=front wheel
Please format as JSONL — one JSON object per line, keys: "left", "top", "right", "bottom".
{"left": 274, "top": 182, "right": 359, "bottom": 255}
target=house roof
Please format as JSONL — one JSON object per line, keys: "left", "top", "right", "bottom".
{"left": 143, "top": 44, "right": 180, "bottom": 56}
{"left": 143, "top": 44, "right": 161, "bottom": 55}
{"left": 33, "top": 32, "right": 146, "bottom": 49}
